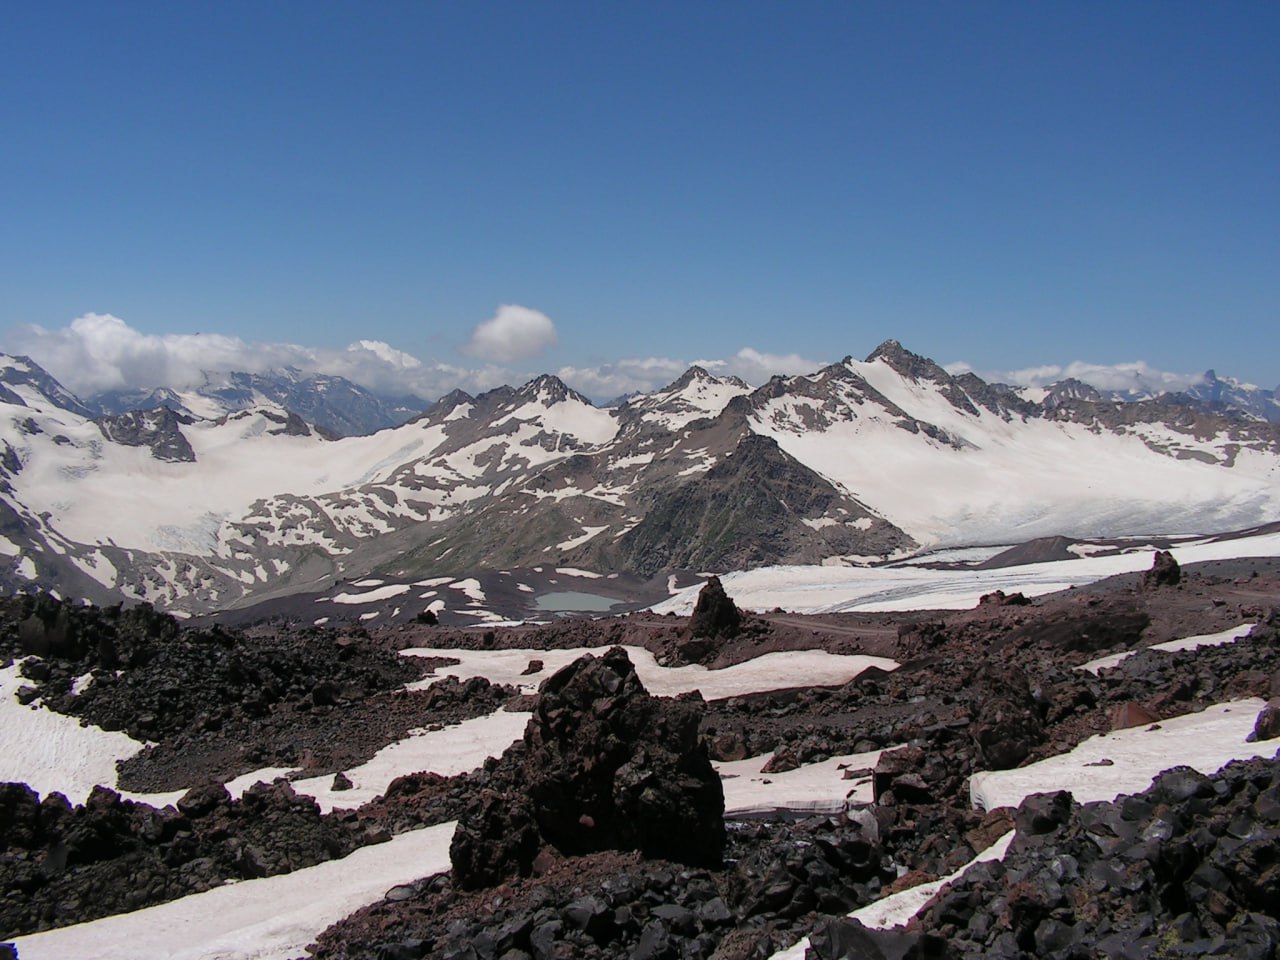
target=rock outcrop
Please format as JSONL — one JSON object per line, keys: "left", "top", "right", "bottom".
{"left": 689, "top": 575, "right": 742, "bottom": 640}
{"left": 1144, "top": 549, "right": 1182, "bottom": 588}
{"left": 451, "top": 648, "right": 725, "bottom": 889}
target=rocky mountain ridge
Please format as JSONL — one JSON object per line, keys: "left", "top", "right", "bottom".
{"left": 91, "top": 367, "right": 429, "bottom": 439}
{"left": 0, "top": 342, "right": 1275, "bottom": 616}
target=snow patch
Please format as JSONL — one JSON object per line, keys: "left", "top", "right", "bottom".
{"left": 12, "top": 822, "right": 458, "bottom": 960}
{"left": 0, "top": 663, "right": 143, "bottom": 805}
{"left": 970, "top": 699, "right": 1272, "bottom": 810}
{"left": 404, "top": 647, "right": 898, "bottom": 701}
{"left": 717, "top": 749, "right": 882, "bottom": 818}
{"left": 555, "top": 526, "right": 608, "bottom": 551}
{"left": 330, "top": 583, "right": 412, "bottom": 604}
{"left": 1077, "top": 622, "right": 1256, "bottom": 674}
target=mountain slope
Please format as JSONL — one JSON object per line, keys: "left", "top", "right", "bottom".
{"left": 746, "top": 342, "right": 1279, "bottom": 548}
{"left": 92, "top": 369, "right": 429, "bottom": 437}
{"left": 0, "top": 345, "right": 1275, "bottom": 615}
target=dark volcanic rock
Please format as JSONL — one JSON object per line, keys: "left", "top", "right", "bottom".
{"left": 912, "top": 756, "right": 1280, "bottom": 959}
{"left": 450, "top": 647, "right": 724, "bottom": 889}
{"left": 806, "top": 916, "right": 946, "bottom": 959}
{"left": 1248, "top": 700, "right": 1280, "bottom": 742}
{"left": 96, "top": 406, "right": 197, "bottom": 463}
{"left": 1144, "top": 549, "right": 1182, "bottom": 588}
{"left": 969, "top": 664, "right": 1043, "bottom": 770}
{"left": 526, "top": 648, "right": 724, "bottom": 864}
{"left": 977, "top": 590, "right": 1031, "bottom": 607}
{"left": 689, "top": 575, "right": 742, "bottom": 640}
{"left": 0, "top": 780, "right": 365, "bottom": 938}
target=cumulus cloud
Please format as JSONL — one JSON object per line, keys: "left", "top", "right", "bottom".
{"left": 348, "top": 340, "right": 422, "bottom": 370}
{"left": 945, "top": 358, "right": 1206, "bottom": 394}
{"left": 558, "top": 348, "right": 824, "bottom": 400}
{"left": 5, "top": 314, "right": 309, "bottom": 396}
{"left": 712, "top": 347, "right": 820, "bottom": 384}
{"left": 4, "top": 313, "right": 512, "bottom": 402}
{"left": 557, "top": 357, "right": 692, "bottom": 399}
{"left": 462, "top": 304, "right": 558, "bottom": 364}
{"left": 5, "top": 312, "right": 825, "bottom": 409}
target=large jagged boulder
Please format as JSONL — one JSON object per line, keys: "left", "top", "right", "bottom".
{"left": 528, "top": 647, "right": 725, "bottom": 863}
{"left": 689, "top": 576, "right": 742, "bottom": 640}
{"left": 450, "top": 647, "right": 725, "bottom": 889}
{"left": 969, "top": 664, "right": 1044, "bottom": 770}
{"left": 1143, "top": 549, "right": 1181, "bottom": 588}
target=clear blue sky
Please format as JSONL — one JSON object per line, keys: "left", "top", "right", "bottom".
{"left": 1, "top": 1, "right": 1276, "bottom": 396}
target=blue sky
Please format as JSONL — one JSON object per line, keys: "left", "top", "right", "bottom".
{"left": 1, "top": 1, "right": 1276, "bottom": 399}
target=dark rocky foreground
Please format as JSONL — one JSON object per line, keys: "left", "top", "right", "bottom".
{"left": 0, "top": 778, "right": 372, "bottom": 937}
{"left": 0, "top": 554, "right": 1277, "bottom": 957}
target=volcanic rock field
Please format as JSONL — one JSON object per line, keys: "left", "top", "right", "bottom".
{"left": 2, "top": 554, "right": 1279, "bottom": 959}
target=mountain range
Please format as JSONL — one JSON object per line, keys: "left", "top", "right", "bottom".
{"left": 0, "top": 342, "right": 1276, "bottom": 617}
{"left": 90, "top": 369, "right": 429, "bottom": 438}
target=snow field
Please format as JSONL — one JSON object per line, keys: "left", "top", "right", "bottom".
{"left": 0, "top": 663, "right": 144, "bottom": 805}
{"left": 751, "top": 358, "right": 1280, "bottom": 548}
{"left": 288, "top": 709, "right": 532, "bottom": 813}
{"left": 402, "top": 645, "right": 899, "bottom": 700}
{"left": 969, "top": 698, "right": 1275, "bottom": 810}
{"left": 11, "top": 821, "right": 458, "bottom": 960}
{"left": 652, "top": 531, "right": 1280, "bottom": 615}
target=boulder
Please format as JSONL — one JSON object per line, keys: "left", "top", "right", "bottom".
{"left": 970, "top": 665, "right": 1043, "bottom": 770}
{"left": 1247, "top": 700, "right": 1280, "bottom": 742}
{"left": 1109, "top": 701, "right": 1160, "bottom": 731}
{"left": 1143, "top": 549, "right": 1181, "bottom": 589}
{"left": 978, "top": 590, "right": 1031, "bottom": 607}
{"left": 688, "top": 576, "right": 741, "bottom": 640}
{"left": 526, "top": 648, "right": 724, "bottom": 864}
{"left": 873, "top": 745, "right": 934, "bottom": 805}
{"left": 450, "top": 648, "right": 725, "bottom": 889}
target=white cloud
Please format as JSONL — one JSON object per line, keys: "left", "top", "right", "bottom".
{"left": 348, "top": 340, "right": 421, "bottom": 370}
{"left": 4, "top": 312, "right": 822, "bottom": 409}
{"left": 558, "top": 348, "right": 824, "bottom": 400}
{"left": 462, "top": 305, "right": 558, "bottom": 364}
{"left": 4, "top": 314, "right": 308, "bottom": 396}
{"left": 4, "top": 313, "right": 514, "bottom": 403}
{"left": 946, "top": 358, "right": 1206, "bottom": 395}
{"left": 557, "top": 357, "right": 691, "bottom": 399}
{"left": 713, "top": 347, "right": 820, "bottom": 384}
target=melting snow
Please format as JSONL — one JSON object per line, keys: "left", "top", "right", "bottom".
{"left": 652, "top": 532, "right": 1280, "bottom": 615}
{"left": 404, "top": 646, "right": 898, "bottom": 701}
{"left": 1078, "top": 622, "right": 1255, "bottom": 674}
{"left": 12, "top": 822, "right": 458, "bottom": 960}
{"left": 554, "top": 567, "right": 603, "bottom": 579}
{"left": 449, "top": 578, "right": 485, "bottom": 601}
{"left": 0, "top": 663, "right": 143, "bottom": 805}
{"left": 289, "top": 710, "right": 532, "bottom": 813}
{"left": 330, "top": 583, "right": 412, "bottom": 604}
{"left": 717, "top": 749, "right": 882, "bottom": 818}
{"left": 970, "top": 699, "right": 1273, "bottom": 810}
{"left": 555, "top": 526, "right": 608, "bottom": 550}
